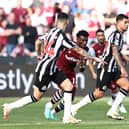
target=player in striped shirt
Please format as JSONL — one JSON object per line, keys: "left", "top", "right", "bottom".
{"left": 3, "top": 12, "right": 104, "bottom": 124}
{"left": 43, "top": 30, "right": 90, "bottom": 120}
{"left": 71, "top": 14, "right": 129, "bottom": 120}
{"left": 88, "top": 29, "right": 127, "bottom": 113}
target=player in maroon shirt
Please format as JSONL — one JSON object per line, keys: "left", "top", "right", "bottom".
{"left": 88, "top": 29, "right": 127, "bottom": 114}
{"left": 43, "top": 30, "right": 90, "bottom": 120}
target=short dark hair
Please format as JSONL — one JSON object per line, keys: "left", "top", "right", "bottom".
{"left": 76, "top": 30, "right": 89, "bottom": 38}
{"left": 57, "top": 12, "right": 69, "bottom": 21}
{"left": 116, "top": 14, "right": 128, "bottom": 22}
{"left": 96, "top": 29, "right": 104, "bottom": 35}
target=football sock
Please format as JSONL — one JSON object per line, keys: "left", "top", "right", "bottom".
{"left": 63, "top": 91, "right": 72, "bottom": 119}
{"left": 111, "top": 92, "right": 118, "bottom": 101}
{"left": 109, "top": 88, "right": 128, "bottom": 112}
{"left": 73, "top": 92, "right": 95, "bottom": 111}
{"left": 8, "top": 95, "right": 36, "bottom": 110}
{"left": 51, "top": 89, "right": 63, "bottom": 104}
{"left": 54, "top": 100, "right": 64, "bottom": 113}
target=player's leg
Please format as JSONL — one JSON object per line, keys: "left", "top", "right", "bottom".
{"left": 3, "top": 86, "right": 43, "bottom": 120}
{"left": 44, "top": 89, "right": 63, "bottom": 119}
{"left": 49, "top": 89, "right": 64, "bottom": 105}
{"left": 71, "top": 68, "right": 109, "bottom": 116}
{"left": 107, "top": 81, "right": 119, "bottom": 106}
{"left": 48, "top": 82, "right": 64, "bottom": 106}
{"left": 107, "top": 82, "right": 127, "bottom": 113}
{"left": 3, "top": 69, "right": 49, "bottom": 120}
{"left": 61, "top": 79, "right": 80, "bottom": 123}
{"left": 54, "top": 71, "right": 80, "bottom": 124}
{"left": 107, "top": 77, "right": 129, "bottom": 120}
{"left": 49, "top": 86, "right": 76, "bottom": 120}
{"left": 48, "top": 99, "right": 64, "bottom": 120}
{"left": 71, "top": 88, "right": 104, "bottom": 116}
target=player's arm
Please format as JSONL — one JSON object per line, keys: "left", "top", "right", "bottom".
{"left": 62, "top": 37, "right": 106, "bottom": 64}
{"left": 35, "top": 38, "right": 42, "bottom": 62}
{"left": 88, "top": 59, "right": 97, "bottom": 80}
{"left": 112, "top": 45, "right": 128, "bottom": 77}
{"left": 121, "top": 44, "right": 129, "bottom": 61}
{"left": 35, "top": 38, "right": 42, "bottom": 56}
{"left": 72, "top": 47, "right": 106, "bottom": 64}
{"left": 88, "top": 48, "right": 97, "bottom": 80}
{"left": 35, "top": 37, "right": 45, "bottom": 62}
{"left": 35, "top": 34, "right": 48, "bottom": 62}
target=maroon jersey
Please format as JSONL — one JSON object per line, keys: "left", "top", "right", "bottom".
{"left": 56, "top": 47, "right": 88, "bottom": 85}
{"left": 93, "top": 43, "right": 105, "bottom": 58}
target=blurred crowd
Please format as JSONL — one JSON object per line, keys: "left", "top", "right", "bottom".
{"left": 0, "top": 0, "right": 129, "bottom": 58}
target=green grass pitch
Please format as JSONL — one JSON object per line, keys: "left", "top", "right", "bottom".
{"left": 0, "top": 97, "right": 129, "bottom": 129}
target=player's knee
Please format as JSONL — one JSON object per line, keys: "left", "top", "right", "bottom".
{"left": 33, "top": 85, "right": 43, "bottom": 101}
{"left": 94, "top": 89, "right": 104, "bottom": 99}
{"left": 116, "top": 78, "right": 129, "bottom": 91}
{"left": 60, "top": 79, "right": 73, "bottom": 91}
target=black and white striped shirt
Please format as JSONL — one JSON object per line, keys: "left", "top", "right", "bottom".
{"left": 36, "top": 27, "right": 77, "bottom": 81}
{"left": 97, "top": 30, "right": 125, "bottom": 72}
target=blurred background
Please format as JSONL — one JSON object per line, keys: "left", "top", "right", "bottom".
{"left": 0, "top": 0, "right": 129, "bottom": 97}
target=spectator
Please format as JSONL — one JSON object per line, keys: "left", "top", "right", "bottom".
{"left": 0, "top": 7, "right": 6, "bottom": 23}
{"left": 0, "top": 19, "right": 7, "bottom": 50}
{"left": 30, "top": 7, "right": 50, "bottom": 35}
{"left": 22, "top": 15, "right": 37, "bottom": 52}
{"left": 0, "top": 43, "right": 7, "bottom": 57}
{"left": 40, "top": 0, "right": 55, "bottom": 28}
{"left": 0, "top": 7, "right": 7, "bottom": 50}
{"left": 5, "top": 12, "right": 22, "bottom": 55}
{"left": 10, "top": 35, "right": 36, "bottom": 58}
{"left": 87, "top": 10, "right": 101, "bottom": 47}
{"left": 54, "top": 2, "right": 61, "bottom": 16}
{"left": 61, "top": 4, "right": 75, "bottom": 40}
{"left": 72, "top": 12, "right": 89, "bottom": 41}
{"left": 30, "top": 7, "right": 42, "bottom": 27}
{"left": 11, "top": 0, "right": 28, "bottom": 27}
{"left": 63, "top": 0, "right": 77, "bottom": 14}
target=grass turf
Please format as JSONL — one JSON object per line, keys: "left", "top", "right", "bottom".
{"left": 0, "top": 97, "right": 129, "bottom": 129}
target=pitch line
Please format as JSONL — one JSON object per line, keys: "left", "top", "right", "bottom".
{"left": 0, "top": 121, "right": 129, "bottom": 127}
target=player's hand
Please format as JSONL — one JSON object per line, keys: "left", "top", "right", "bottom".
{"left": 94, "top": 57, "right": 107, "bottom": 65}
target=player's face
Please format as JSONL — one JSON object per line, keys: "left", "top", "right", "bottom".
{"left": 119, "top": 18, "right": 129, "bottom": 32}
{"left": 96, "top": 32, "right": 105, "bottom": 45}
{"left": 76, "top": 35, "right": 88, "bottom": 48}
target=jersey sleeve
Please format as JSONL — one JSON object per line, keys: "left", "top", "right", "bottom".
{"left": 65, "top": 49, "right": 81, "bottom": 61}
{"left": 111, "top": 31, "right": 121, "bottom": 46}
{"left": 61, "top": 31, "right": 77, "bottom": 48}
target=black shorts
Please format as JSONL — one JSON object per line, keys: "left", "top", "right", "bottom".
{"left": 34, "top": 69, "right": 67, "bottom": 92}
{"left": 96, "top": 68, "right": 121, "bottom": 91}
